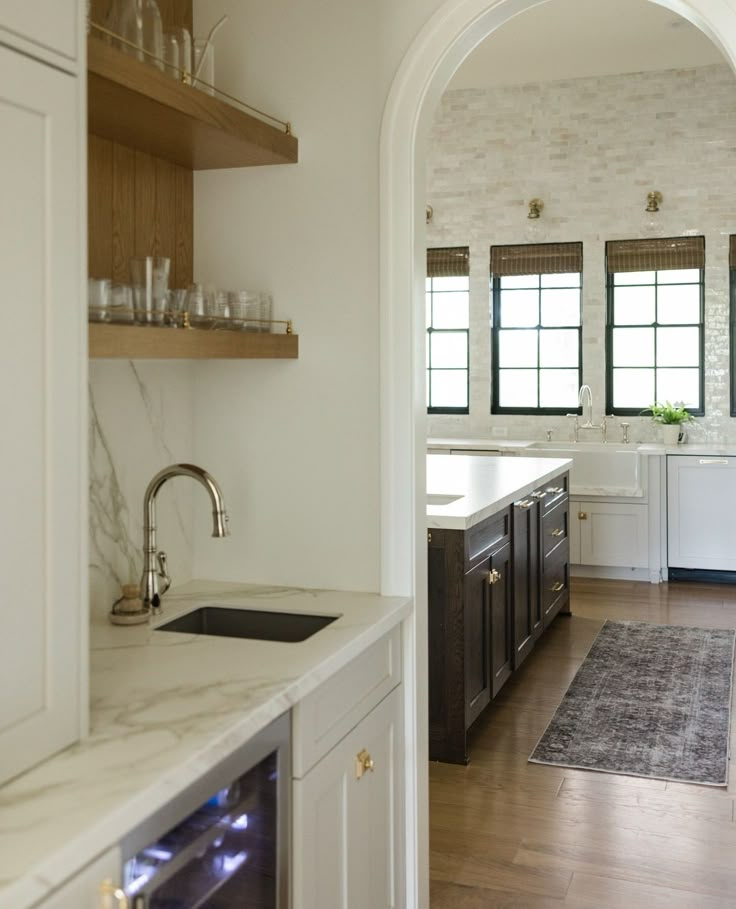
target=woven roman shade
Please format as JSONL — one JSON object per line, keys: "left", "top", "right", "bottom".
{"left": 606, "top": 236, "right": 705, "bottom": 273}
{"left": 729, "top": 235, "right": 736, "bottom": 268}
{"left": 490, "top": 242, "right": 583, "bottom": 277}
{"left": 427, "top": 247, "right": 470, "bottom": 278}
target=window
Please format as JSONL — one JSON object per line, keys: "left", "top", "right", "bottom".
{"left": 426, "top": 247, "right": 470, "bottom": 413}
{"left": 606, "top": 236, "right": 704, "bottom": 415}
{"left": 490, "top": 242, "right": 583, "bottom": 414}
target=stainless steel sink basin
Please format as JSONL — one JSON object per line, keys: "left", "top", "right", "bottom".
{"left": 157, "top": 606, "right": 339, "bottom": 642}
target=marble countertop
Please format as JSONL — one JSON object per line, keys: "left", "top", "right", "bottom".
{"left": 0, "top": 581, "right": 411, "bottom": 909}
{"left": 428, "top": 437, "right": 736, "bottom": 457}
{"left": 427, "top": 453, "right": 571, "bottom": 530}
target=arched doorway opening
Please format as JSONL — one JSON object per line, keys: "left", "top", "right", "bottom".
{"left": 379, "top": 2, "right": 736, "bottom": 904}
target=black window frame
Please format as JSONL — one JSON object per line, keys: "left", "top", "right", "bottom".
{"left": 426, "top": 248, "right": 470, "bottom": 415}
{"left": 605, "top": 238, "right": 705, "bottom": 417}
{"left": 490, "top": 244, "right": 583, "bottom": 416}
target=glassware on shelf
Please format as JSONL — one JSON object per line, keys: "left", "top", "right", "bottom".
{"left": 88, "top": 278, "right": 110, "bottom": 322}
{"left": 110, "top": 0, "right": 164, "bottom": 70}
{"left": 192, "top": 38, "right": 215, "bottom": 94}
{"left": 130, "top": 256, "right": 170, "bottom": 323}
{"left": 162, "top": 31, "right": 179, "bottom": 79}
{"left": 108, "top": 283, "right": 135, "bottom": 322}
{"left": 173, "top": 27, "right": 192, "bottom": 84}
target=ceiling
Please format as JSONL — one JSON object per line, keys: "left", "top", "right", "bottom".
{"left": 448, "top": 0, "right": 726, "bottom": 90}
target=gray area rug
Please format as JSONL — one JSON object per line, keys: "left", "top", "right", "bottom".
{"left": 529, "top": 620, "right": 735, "bottom": 786}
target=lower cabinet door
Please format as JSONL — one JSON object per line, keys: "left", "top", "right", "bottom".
{"left": 32, "top": 847, "right": 121, "bottom": 909}
{"left": 292, "top": 686, "right": 403, "bottom": 909}
{"left": 464, "top": 555, "right": 492, "bottom": 726}
{"left": 576, "top": 501, "right": 648, "bottom": 568}
{"left": 489, "top": 541, "right": 513, "bottom": 697}
{"left": 512, "top": 499, "right": 541, "bottom": 668}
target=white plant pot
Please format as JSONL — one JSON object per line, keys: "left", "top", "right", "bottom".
{"left": 662, "top": 424, "right": 681, "bottom": 445}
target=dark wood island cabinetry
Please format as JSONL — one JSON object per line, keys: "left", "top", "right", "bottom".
{"left": 428, "top": 469, "right": 570, "bottom": 764}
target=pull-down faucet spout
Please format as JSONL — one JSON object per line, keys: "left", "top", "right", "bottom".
{"left": 140, "top": 463, "right": 229, "bottom": 615}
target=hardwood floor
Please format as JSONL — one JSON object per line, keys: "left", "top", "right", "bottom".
{"left": 429, "top": 577, "right": 736, "bottom": 908}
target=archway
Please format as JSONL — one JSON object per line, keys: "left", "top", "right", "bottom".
{"left": 378, "top": 1, "right": 736, "bottom": 904}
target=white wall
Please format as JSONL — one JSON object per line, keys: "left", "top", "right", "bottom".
{"left": 426, "top": 63, "right": 736, "bottom": 445}
{"left": 189, "top": 0, "right": 440, "bottom": 591}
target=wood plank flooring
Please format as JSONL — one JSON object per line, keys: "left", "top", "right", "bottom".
{"left": 429, "top": 578, "right": 736, "bottom": 908}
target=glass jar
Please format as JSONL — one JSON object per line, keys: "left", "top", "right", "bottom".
{"left": 111, "top": 0, "right": 164, "bottom": 70}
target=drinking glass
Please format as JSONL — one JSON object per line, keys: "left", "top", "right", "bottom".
{"left": 88, "top": 278, "right": 110, "bottom": 322}
{"left": 193, "top": 39, "right": 215, "bottom": 94}
{"left": 259, "top": 292, "right": 273, "bottom": 332}
{"left": 108, "top": 283, "right": 135, "bottom": 322}
{"left": 130, "top": 256, "right": 170, "bottom": 324}
{"left": 163, "top": 32, "right": 179, "bottom": 79}
{"left": 173, "top": 27, "right": 192, "bottom": 83}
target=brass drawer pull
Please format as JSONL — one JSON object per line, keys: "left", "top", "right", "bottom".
{"left": 547, "top": 486, "right": 564, "bottom": 494}
{"left": 578, "top": 511, "right": 588, "bottom": 520}
{"left": 515, "top": 499, "right": 533, "bottom": 509}
{"left": 488, "top": 568, "right": 502, "bottom": 584}
{"left": 550, "top": 581, "right": 564, "bottom": 593}
{"left": 531, "top": 490, "right": 548, "bottom": 499}
{"left": 550, "top": 528, "right": 564, "bottom": 537}
{"left": 356, "top": 748, "right": 374, "bottom": 780}
{"left": 100, "top": 880, "right": 129, "bottom": 909}
{"left": 427, "top": 531, "right": 432, "bottom": 543}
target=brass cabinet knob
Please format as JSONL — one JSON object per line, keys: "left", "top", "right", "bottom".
{"left": 356, "top": 748, "right": 375, "bottom": 780}
{"left": 550, "top": 581, "right": 564, "bottom": 593}
{"left": 550, "top": 528, "right": 564, "bottom": 537}
{"left": 427, "top": 531, "right": 432, "bottom": 543}
{"left": 488, "top": 568, "right": 501, "bottom": 585}
{"left": 578, "top": 511, "right": 588, "bottom": 520}
{"left": 100, "top": 880, "right": 129, "bottom": 909}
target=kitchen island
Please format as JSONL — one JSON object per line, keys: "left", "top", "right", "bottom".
{"left": 427, "top": 454, "right": 571, "bottom": 764}
{"left": 0, "top": 583, "right": 411, "bottom": 909}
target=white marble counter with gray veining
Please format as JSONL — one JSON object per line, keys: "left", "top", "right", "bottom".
{"left": 427, "top": 453, "right": 572, "bottom": 531}
{"left": 0, "top": 581, "right": 411, "bottom": 909}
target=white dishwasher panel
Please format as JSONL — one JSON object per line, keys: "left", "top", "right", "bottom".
{"left": 667, "top": 456, "right": 736, "bottom": 570}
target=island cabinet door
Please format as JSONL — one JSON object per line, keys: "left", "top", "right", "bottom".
{"left": 512, "top": 498, "right": 541, "bottom": 669}
{"left": 464, "top": 553, "right": 492, "bottom": 727}
{"left": 488, "top": 541, "right": 513, "bottom": 698}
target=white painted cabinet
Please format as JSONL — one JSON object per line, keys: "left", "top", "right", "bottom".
{"left": 571, "top": 501, "right": 648, "bottom": 569}
{"left": 293, "top": 686, "right": 404, "bottom": 909}
{"left": 667, "top": 455, "right": 736, "bottom": 571}
{"left": 0, "top": 39, "right": 85, "bottom": 784}
{"left": 0, "top": 0, "right": 80, "bottom": 70}
{"left": 31, "top": 847, "right": 121, "bottom": 909}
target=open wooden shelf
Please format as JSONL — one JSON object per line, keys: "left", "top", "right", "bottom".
{"left": 89, "top": 323, "right": 299, "bottom": 359}
{"left": 87, "top": 37, "right": 298, "bottom": 170}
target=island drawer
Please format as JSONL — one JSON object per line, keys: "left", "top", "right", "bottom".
{"left": 466, "top": 507, "right": 511, "bottom": 564}
{"left": 539, "top": 473, "right": 568, "bottom": 512}
{"left": 541, "top": 498, "right": 569, "bottom": 562}
{"left": 542, "top": 548, "right": 569, "bottom": 627}
{"left": 292, "top": 625, "right": 401, "bottom": 777}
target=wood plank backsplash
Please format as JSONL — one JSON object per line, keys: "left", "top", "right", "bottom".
{"left": 88, "top": 1, "right": 193, "bottom": 288}
{"left": 88, "top": 136, "right": 194, "bottom": 288}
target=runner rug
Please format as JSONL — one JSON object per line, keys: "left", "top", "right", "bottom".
{"left": 529, "top": 620, "right": 735, "bottom": 786}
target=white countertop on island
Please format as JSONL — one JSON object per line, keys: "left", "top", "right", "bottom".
{"left": 427, "top": 453, "right": 571, "bottom": 531}
{"left": 0, "top": 582, "right": 411, "bottom": 909}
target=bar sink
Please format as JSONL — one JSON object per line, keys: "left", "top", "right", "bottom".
{"left": 157, "top": 606, "right": 339, "bottom": 642}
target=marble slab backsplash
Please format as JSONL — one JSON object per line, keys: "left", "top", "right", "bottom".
{"left": 89, "top": 361, "right": 196, "bottom": 620}
{"left": 426, "top": 64, "right": 736, "bottom": 448}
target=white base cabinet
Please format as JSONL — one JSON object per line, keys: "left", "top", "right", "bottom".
{"left": 31, "top": 847, "right": 121, "bottom": 909}
{"left": 293, "top": 687, "right": 403, "bottom": 909}
{"left": 571, "top": 501, "right": 648, "bottom": 569}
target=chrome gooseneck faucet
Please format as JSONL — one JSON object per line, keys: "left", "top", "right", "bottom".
{"left": 141, "top": 464, "right": 229, "bottom": 614}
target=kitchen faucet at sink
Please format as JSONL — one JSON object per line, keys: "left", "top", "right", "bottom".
{"left": 568, "top": 385, "right": 607, "bottom": 442}
{"left": 141, "top": 464, "right": 229, "bottom": 615}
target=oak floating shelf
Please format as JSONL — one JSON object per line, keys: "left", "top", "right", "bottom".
{"left": 89, "top": 323, "right": 299, "bottom": 359}
{"left": 87, "top": 38, "right": 298, "bottom": 170}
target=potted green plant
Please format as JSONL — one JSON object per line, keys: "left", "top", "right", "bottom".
{"left": 644, "top": 401, "right": 694, "bottom": 445}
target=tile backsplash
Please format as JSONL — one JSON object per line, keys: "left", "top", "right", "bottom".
{"left": 426, "top": 64, "right": 736, "bottom": 446}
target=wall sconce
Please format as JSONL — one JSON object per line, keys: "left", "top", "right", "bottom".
{"left": 645, "top": 191, "right": 663, "bottom": 213}
{"left": 426, "top": 204, "right": 434, "bottom": 224}
{"left": 527, "top": 198, "right": 544, "bottom": 219}
{"left": 642, "top": 190, "right": 664, "bottom": 236}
